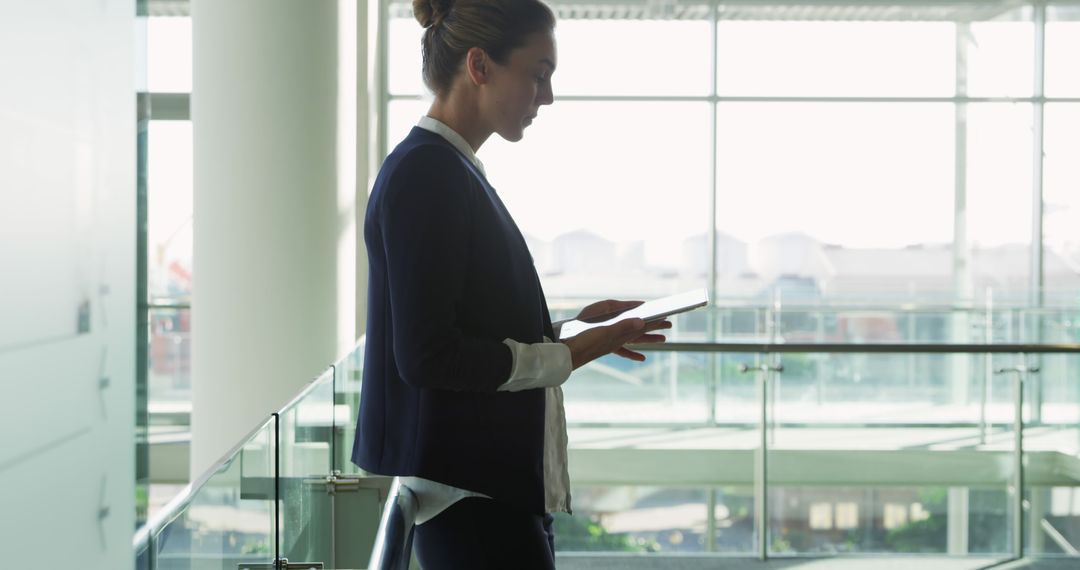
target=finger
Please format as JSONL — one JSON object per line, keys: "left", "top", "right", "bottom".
{"left": 581, "top": 300, "right": 644, "bottom": 323}
{"left": 627, "top": 334, "right": 667, "bottom": 344}
{"left": 643, "top": 319, "right": 672, "bottom": 332}
{"left": 611, "top": 318, "right": 646, "bottom": 336}
{"left": 614, "top": 347, "right": 646, "bottom": 361}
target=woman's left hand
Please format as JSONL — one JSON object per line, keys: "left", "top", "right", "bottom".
{"left": 574, "top": 299, "right": 642, "bottom": 323}
{"left": 572, "top": 299, "right": 671, "bottom": 362}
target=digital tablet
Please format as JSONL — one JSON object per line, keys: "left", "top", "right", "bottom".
{"left": 558, "top": 288, "right": 710, "bottom": 339}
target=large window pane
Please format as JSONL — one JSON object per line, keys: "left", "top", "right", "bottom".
{"left": 387, "top": 11, "right": 425, "bottom": 95}
{"left": 1046, "top": 4, "right": 1080, "bottom": 97}
{"left": 965, "top": 11, "right": 1034, "bottom": 98}
{"left": 716, "top": 21, "right": 954, "bottom": 97}
{"left": 1043, "top": 103, "right": 1080, "bottom": 302}
{"left": 147, "top": 120, "right": 193, "bottom": 302}
{"left": 966, "top": 103, "right": 1034, "bottom": 303}
{"left": 388, "top": 9, "right": 713, "bottom": 97}
{"left": 715, "top": 102, "right": 953, "bottom": 302}
{"left": 147, "top": 17, "right": 191, "bottom": 93}
{"left": 481, "top": 101, "right": 712, "bottom": 303}
{"left": 386, "top": 98, "right": 430, "bottom": 154}
{"left": 553, "top": 17, "right": 711, "bottom": 96}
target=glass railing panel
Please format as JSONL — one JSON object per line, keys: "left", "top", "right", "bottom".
{"left": 555, "top": 485, "right": 715, "bottom": 554}
{"left": 135, "top": 534, "right": 150, "bottom": 570}
{"left": 1027, "top": 486, "right": 1080, "bottom": 557}
{"left": 761, "top": 349, "right": 1016, "bottom": 561}
{"left": 687, "top": 304, "right": 1080, "bottom": 345}
{"left": 564, "top": 351, "right": 710, "bottom": 424}
{"left": 152, "top": 416, "right": 277, "bottom": 569}
{"left": 334, "top": 338, "right": 365, "bottom": 474}
{"left": 771, "top": 351, "right": 994, "bottom": 425}
{"left": 1024, "top": 349, "right": 1080, "bottom": 556}
{"left": 278, "top": 368, "right": 335, "bottom": 567}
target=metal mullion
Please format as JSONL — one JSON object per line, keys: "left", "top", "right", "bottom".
{"left": 707, "top": 0, "right": 719, "bottom": 426}
{"left": 706, "top": 3, "right": 719, "bottom": 550}
{"left": 1023, "top": 4, "right": 1046, "bottom": 559}
{"left": 1031, "top": 2, "right": 1046, "bottom": 307}
{"left": 375, "top": 0, "right": 390, "bottom": 165}
{"left": 146, "top": 92, "right": 191, "bottom": 121}
{"left": 146, "top": 303, "right": 191, "bottom": 310}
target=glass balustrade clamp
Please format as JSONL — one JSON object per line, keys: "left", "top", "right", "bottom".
{"left": 738, "top": 362, "right": 784, "bottom": 373}
{"left": 994, "top": 365, "right": 1041, "bottom": 375}
{"left": 302, "top": 470, "right": 363, "bottom": 495}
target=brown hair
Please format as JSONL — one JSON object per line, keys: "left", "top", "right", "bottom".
{"left": 413, "top": 0, "right": 556, "bottom": 95}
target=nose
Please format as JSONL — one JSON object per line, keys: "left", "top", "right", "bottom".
{"left": 537, "top": 79, "right": 554, "bottom": 106}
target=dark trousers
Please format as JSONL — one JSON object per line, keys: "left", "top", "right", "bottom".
{"left": 413, "top": 497, "right": 555, "bottom": 569}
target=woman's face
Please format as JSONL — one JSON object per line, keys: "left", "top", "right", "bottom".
{"left": 483, "top": 30, "right": 556, "bottom": 142}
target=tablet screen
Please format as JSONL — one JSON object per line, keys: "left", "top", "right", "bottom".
{"left": 558, "top": 288, "right": 709, "bottom": 339}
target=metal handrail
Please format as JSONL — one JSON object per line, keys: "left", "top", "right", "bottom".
{"left": 553, "top": 301, "right": 1080, "bottom": 311}
{"left": 631, "top": 341, "right": 1080, "bottom": 353}
{"left": 277, "top": 366, "right": 336, "bottom": 417}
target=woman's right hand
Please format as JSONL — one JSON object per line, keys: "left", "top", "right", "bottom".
{"left": 561, "top": 318, "right": 671, "bottom": 370}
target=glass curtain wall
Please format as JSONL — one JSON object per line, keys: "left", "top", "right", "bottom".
{"left": 382, "top": 0, "right": 1080, "bottom": 559}
{"left": 137, "top": 0, "right": 193, "bottom": 522}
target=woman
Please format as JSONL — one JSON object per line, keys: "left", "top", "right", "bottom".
{"left": 351, "top": 0, "right": 669, "bottom": 567}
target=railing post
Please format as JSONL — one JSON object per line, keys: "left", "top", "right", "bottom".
{"left": 1014, "top": 358, "right": 1024, "bottom": 560}
{"left": 757, "top": 361, "right": 768, "bottom": 561}
{"left": 741, "top": 359, "right": 783, "bottom": 561}
{"left": 995, "top": 355, "right": 1039, "bottom": 560}
{"left": 705, "top": 489, "right": 717, "bottom": 552}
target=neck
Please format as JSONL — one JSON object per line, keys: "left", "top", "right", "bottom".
{"left": 427, "top": 89, "right": 491, "bottom": 153}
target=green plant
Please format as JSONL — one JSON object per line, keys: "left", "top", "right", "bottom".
{"left": 553, "top": 513, "right": 659, "bottom": 553}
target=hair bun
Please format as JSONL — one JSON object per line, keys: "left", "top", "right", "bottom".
{"left": 413, "top": 0, "right": 454, "bottom": 28}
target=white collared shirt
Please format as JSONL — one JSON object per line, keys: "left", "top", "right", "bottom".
{"left": 402, "top": 116, "right": 573, "bottom": 523}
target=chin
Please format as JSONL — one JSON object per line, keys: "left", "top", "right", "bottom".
{"left": 499, "top": 128, "right": 526, "bottom": 142}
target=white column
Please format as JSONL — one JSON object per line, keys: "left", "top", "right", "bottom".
{"left": 192, "top": 0, "right": 346, "bottom": 476}
{"left": 947, "top": 487, "right": 970, "bottom": 555}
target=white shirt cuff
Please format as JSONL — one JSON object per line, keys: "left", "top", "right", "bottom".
{"left": 498, "top": 338, "right": 572, "bottom": 392}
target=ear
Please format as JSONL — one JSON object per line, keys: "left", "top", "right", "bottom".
{"left": 464, "top": 47, "right": 491, "bottom": 86}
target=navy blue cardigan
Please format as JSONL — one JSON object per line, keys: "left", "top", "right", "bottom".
{"left": 351, "top": 127, "right": 555, "bottom": 515}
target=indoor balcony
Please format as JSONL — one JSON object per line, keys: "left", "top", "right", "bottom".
{"left": 135, "top": 303, "right": 1080, "bottom": 569}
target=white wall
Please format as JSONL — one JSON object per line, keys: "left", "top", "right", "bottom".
{"left": 0, "top": 1, "right": 135, "bottom": 568}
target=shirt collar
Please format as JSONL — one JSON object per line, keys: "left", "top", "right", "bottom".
{"left": 416, "top": 116, "right": 486, "bottom": 177}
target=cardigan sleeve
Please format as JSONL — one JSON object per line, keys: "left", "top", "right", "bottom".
{"left": 380, "top": 144, "right": 514, "bottom": 392}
